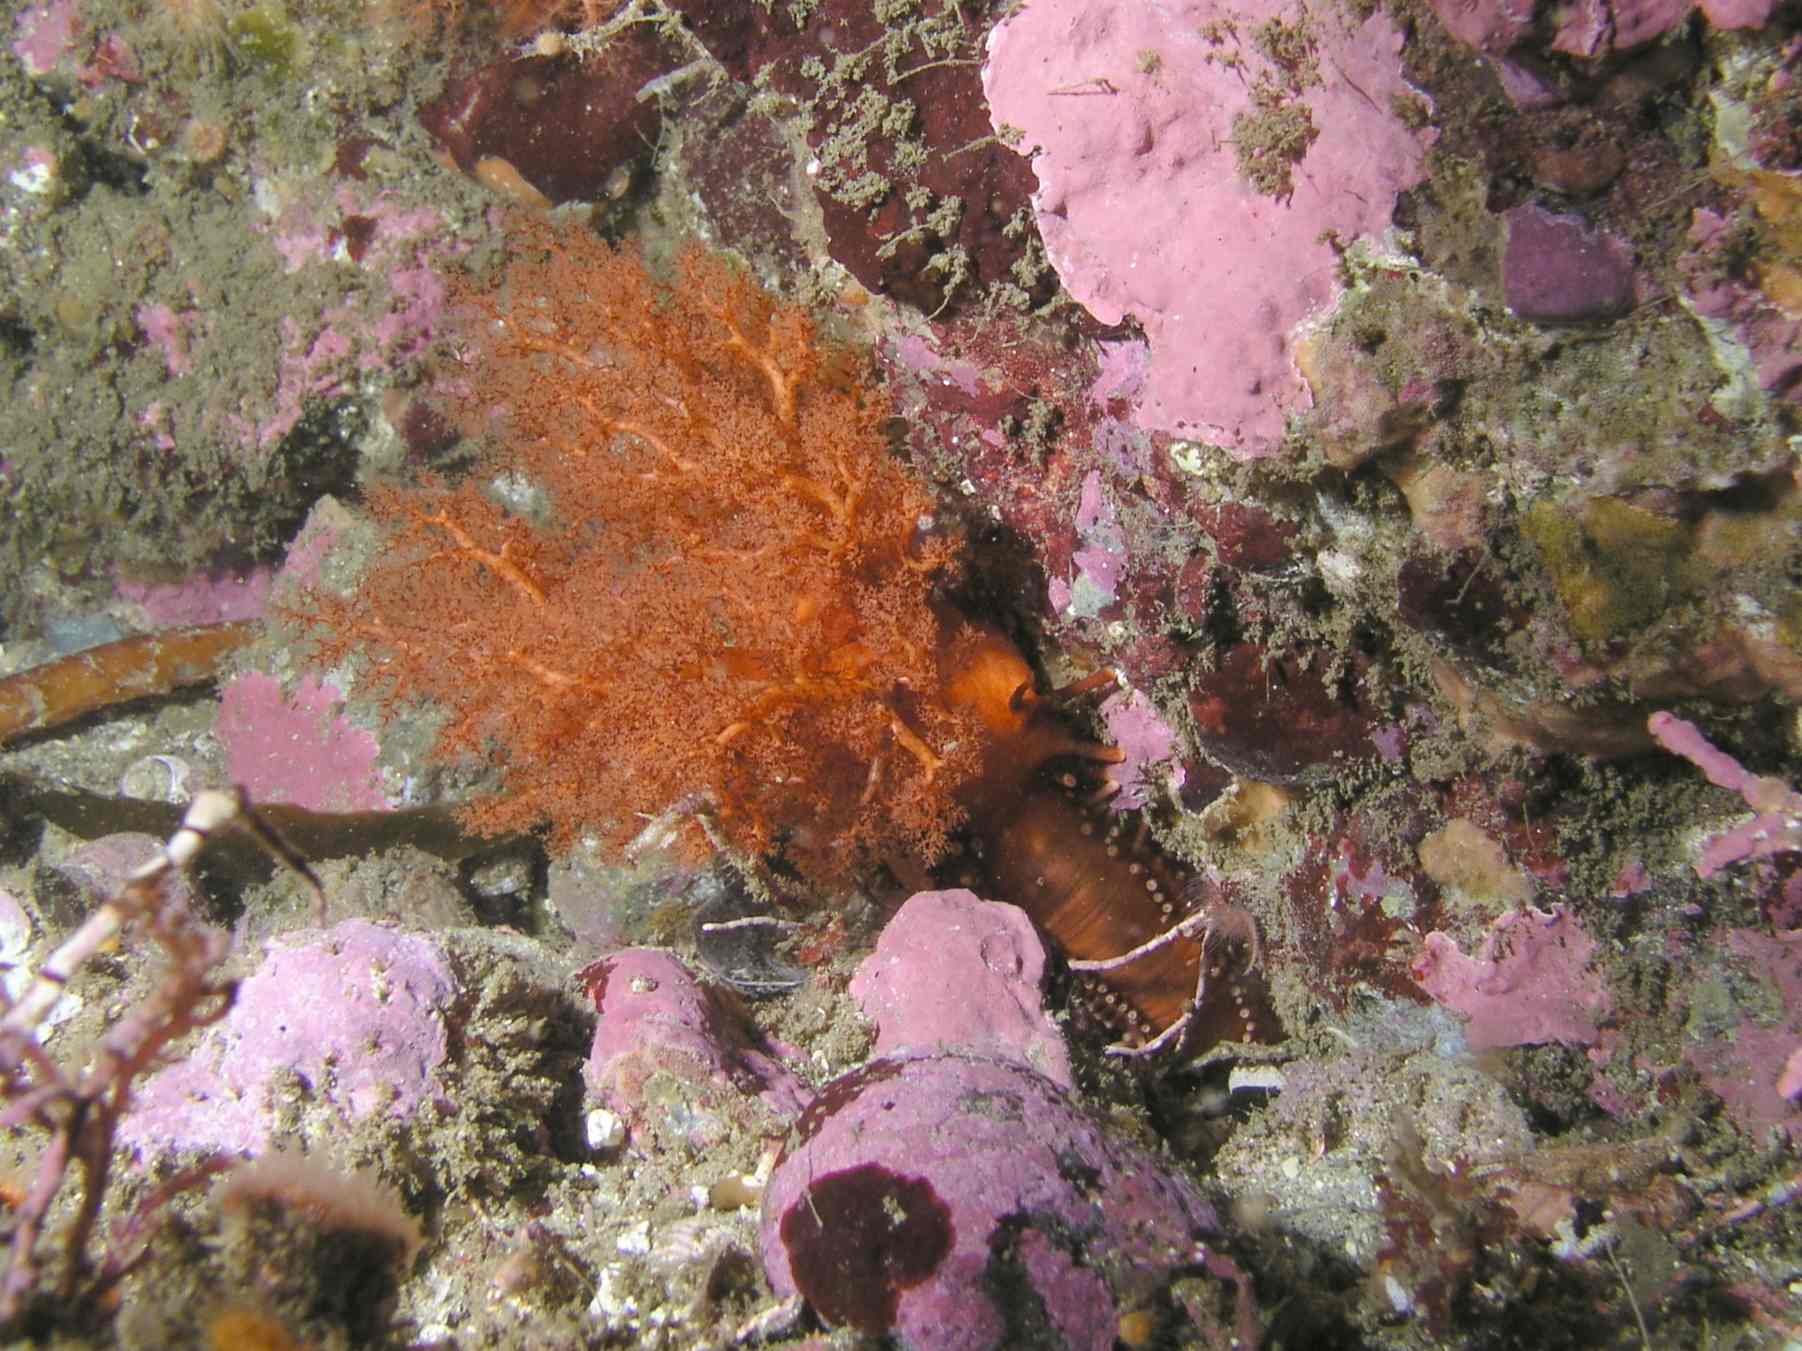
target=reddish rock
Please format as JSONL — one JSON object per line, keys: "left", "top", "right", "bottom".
{"left": 677, "top": 104, "right": 813, "bottom": 276}
{"left": 419, "top": 37, "right": 672, "bottom": 206}
{"left": 1396, "top": 551, "right": 1523, "bottom": 668}
{"left": 1502, "top": 205, "right": 1636, "bottom": 323}
{"left": 760, "top": 1051, "right": 1245, "bottom": 1347}
{"left": 580, "top": 949, "right": 807, "bottom": 1153}
{"left": 1187, "top": 643, "right": 1383, "bottom": 784}
{"left": 1529, "top": 141, "right": 1627, "bottom": 196}
{"left": 1189, "top": 501, "right": 1298, "bottom": 573}
{"left": 1283, "top": 825, "right": 1442, "bottom": 1011}
{"left": 669, "top": 0, "right": 1047, "bottom": 314}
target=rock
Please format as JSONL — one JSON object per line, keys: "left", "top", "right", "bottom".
{"left": 760, "top": 1051, "right": 1240, "bottom": 1349}
{"left": 849, "top": 889, "right": 1071, "bottom": 1087}
{"left": 121, "top": 920, "right": 455, "bottom": 1157}
{"left": 580, "top": 948, "right": 807, "bottom": 1153}
{"left": 1502, "top": 205, "right": 1636, "bottom": 323}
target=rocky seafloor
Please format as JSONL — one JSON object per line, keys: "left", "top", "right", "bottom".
{"left": 2, "top": 0, "right": 1802, "bottom": 1346}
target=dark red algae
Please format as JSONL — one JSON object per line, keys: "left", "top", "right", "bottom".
{"left": 777, "top": 1163, "right": 955, "bottom": 1335}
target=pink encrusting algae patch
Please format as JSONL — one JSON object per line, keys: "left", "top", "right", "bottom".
{"left": 1412, "top": 906, "right": 1613, "bottom": 1050}
{"left": 215, "top": 671, "right": 390, "bottom": 813}
{"left": 983, "top": 0, "right": 1432, "bottom": 457}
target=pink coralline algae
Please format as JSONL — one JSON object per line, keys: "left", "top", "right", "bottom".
{"left": 1680, "top": 210, "right": 1802, "bottom": 404}
{"left": 120, "top": 920, "right": 455, "bottom": 1158}
{"left": 1645, "top": 711, "right": 1802, "bottom": 1117}
{"left": 847, "top": 889, "right": 1072, "bottom": 1087}
{"left": 215, "top": 671, "right": 390, "bottom": 813}
{"left": 1411, "top": 906, "right": 1613, "bottom": 1050}
{"left": 1549, "top": 0, "right": 1692, "bottom": 55}
{"left": 983, "top": 0, "right": 1431, "bottom": 457}
{"left": 115, "top": 564, "right": 273, "bottom": 628}
{"left": 1048, "top": 470, "right": 1126, "bottom": 619}
{"left": 1696, "top": 0, "right": 1784, "bottom": 25}
{"left": 10, "top": 0, "right": 79, "bottom": 78}
{"left": 226, "top": 188, "right": 452, "bottom": 456}
{"left": 1099, "top": 687, "right": 1185, "bottom": 811}
{"left": 579, "top": 948, "right": 807, "bottom": 1153}
{"left": 1088, "top": 338, "right": 1151, "bottom": 408}
{"left": 103, "top": 183, "right": 454, "bottom": 476}
{"left": 133, "top": 303, "right": 197, "bottom": 377}
{"left": 1648, "top": 711, "right": 1802, "bottom": 876}
{"left": 1686, "top": 929, "right": 1802, "bottom": 1138}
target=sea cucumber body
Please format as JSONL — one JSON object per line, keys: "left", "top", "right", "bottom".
{"left": 960, "top": 786, "right": 1281, "bottom": 1051}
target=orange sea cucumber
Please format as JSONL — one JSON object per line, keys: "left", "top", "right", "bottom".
{"left": 303, "top": 220, "right": 1278, "bottom": 1055}
{"left": 938, "top": 630, "right": 1280, "bottom": 1053}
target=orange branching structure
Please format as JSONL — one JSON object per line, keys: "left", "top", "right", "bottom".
{"left": 306, "top": 220, "right": 990, "bottom": 881}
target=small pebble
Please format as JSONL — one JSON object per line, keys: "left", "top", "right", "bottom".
{"left": 585, "top": 1107, "right": 625, "bottom": 1153}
